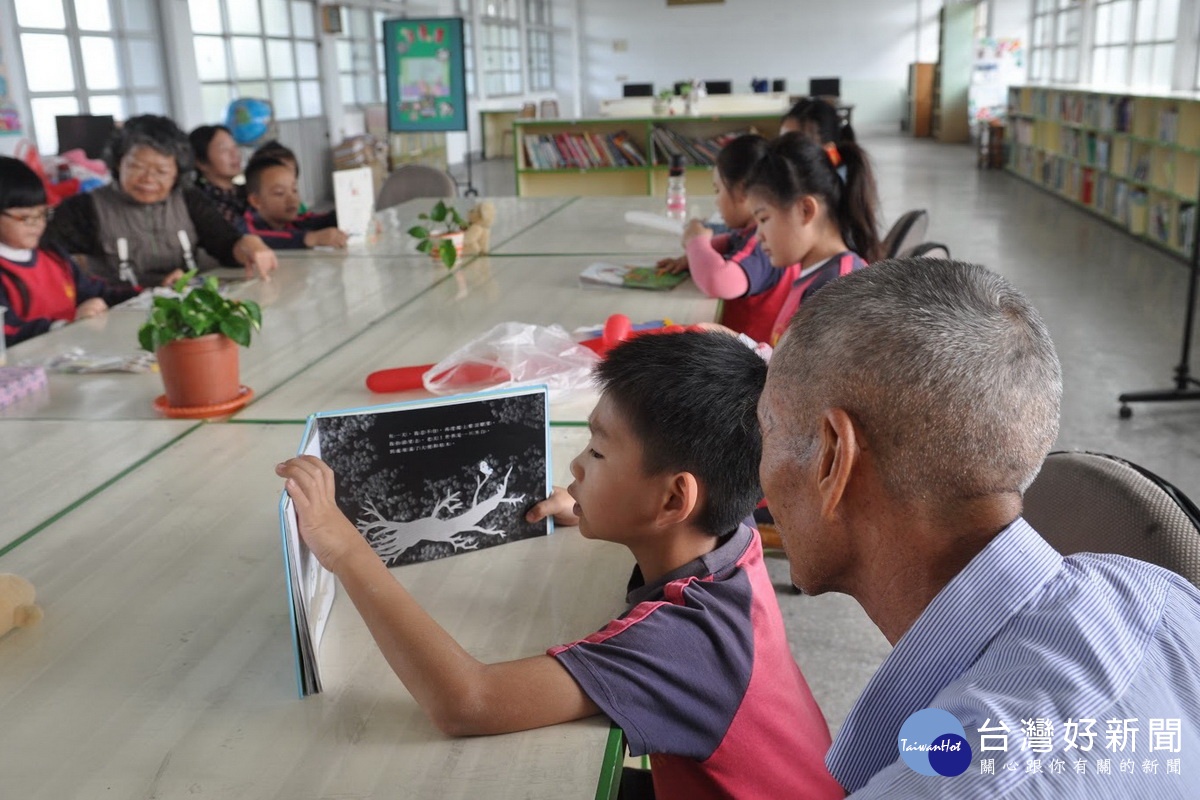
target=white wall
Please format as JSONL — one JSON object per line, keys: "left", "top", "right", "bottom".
{"left": 579, "top": 0, "right": 929, "bottom": 129}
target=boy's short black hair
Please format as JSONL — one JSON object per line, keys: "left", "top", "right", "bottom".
{"left": 243, "top": 156, "right": 290, "bottom": 196}
{"left": 250, "top": 139, "right": 299, "bottom": 176}
{"left": 0, "top": 156, "right": 48, "bottom": 211}
{"left": 596, "top": 331, "right": 767, "bottom": 536}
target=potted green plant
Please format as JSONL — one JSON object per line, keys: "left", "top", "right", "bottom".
{"left": 138, "top": 271, "right": 262, "bottom": 409}
{"left": 652, "top": 89, "right": 673, "bottom": 116}
{"left": 408, "top": 200, "right": 468, "bottom": 268}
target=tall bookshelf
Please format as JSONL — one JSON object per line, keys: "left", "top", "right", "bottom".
{"left": 1007, "top": 85, "right": 1200, "bottom": 260}
{"left": 513, "top": 114, "right": 781, "bottom": 197}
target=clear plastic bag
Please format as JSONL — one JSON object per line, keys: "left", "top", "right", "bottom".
{"left": 423, "top": 322, "right": 599, "bottom": 401}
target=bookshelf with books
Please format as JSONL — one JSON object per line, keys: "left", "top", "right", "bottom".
{"left": 513, "top": 113, "right": 781, "bottom": 197}
{"left": 1007, "top": 85, "right": 1200, "bottom": 259}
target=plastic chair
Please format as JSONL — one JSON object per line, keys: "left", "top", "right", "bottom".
{"left": 1022, "top": 451, "right": 1200, "bottom": 588}
{"left": 879, "top": 209, "right": 929, "bottom": 260}
{"left": 539, "top": 99, "right": 559, "bottom": 119}
{"left": 375, "top": 164, "right": 457, "bottom": 210}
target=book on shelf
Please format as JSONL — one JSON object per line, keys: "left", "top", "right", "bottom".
{"left": 1160, "top": 106, "right": 1179, "bottom": 143}
{"left": 522, "top": 130, "right": 645, "bottom": 170}
{"left": 1151, "top": 197, "right": 1172, "bottom": 243}
{"left": 1114, "top": 181, "right": 1130, "bottom": 224}
{"left": 1178, "top": 203, "right": 1197, "bottom": 251}
{"left": 1128, "top": 190, "right": 1149, "bottom": 235}
{"left": 1116, "top": 98, "right": 1134, "bottom": 133}
{"left": 650, "top": 126, "right": 753, "bottom": 167}
{"left": 1131, "top": 148, "right": 1151, "bottom": 182}
{"left": 579, "top": 261, "right": 689, "bottom": 291}
{"left": 279, "top": 386, "right": 552, "bottom": 696}
{"left": 1095, "top": 136, "right": 1110, "bottom": 171}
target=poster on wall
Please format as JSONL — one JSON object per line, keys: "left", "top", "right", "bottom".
{"left": 970, "top": 38, "right": 1025, "bottom": 127}
{"left": 383, "top": 17, "right": 468, "bottom": 133}
{"left": 0, "top": 42, "right": 23, "bottom": 135}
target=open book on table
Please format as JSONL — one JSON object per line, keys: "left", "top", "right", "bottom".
{"left": 279, "top": 385, "right": 552, "bottom": 696}
{"left": 579, "top": 262, "right": 689, "bottom": 291}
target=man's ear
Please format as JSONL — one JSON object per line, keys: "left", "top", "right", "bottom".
{"left": 817, "top": 407, "right": 859, "bottom": 518}
{"left": 658, "top": 471, "right": 700, "bottom": 528}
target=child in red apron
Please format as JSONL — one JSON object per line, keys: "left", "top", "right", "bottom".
{"left": 744, "top": 132, "right": 882, "bottom": 345}
{"left": 656, "top": 135, "right": 801, "bottom": 344}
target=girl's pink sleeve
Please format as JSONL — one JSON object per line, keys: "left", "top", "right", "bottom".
{"left": 684, "top": 236, "right": 751, "bottom": 299}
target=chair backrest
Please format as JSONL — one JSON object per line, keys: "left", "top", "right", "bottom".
{"left": 375, "top": 164, "right": 457, "bottom": 211}
{"left": 539, "top": 99, "right": 559, "bottom": 119}
{"left": 518, "top": 102, "right": 537, "bottom": 119}
{"left": 623, "top": 83, "right": 653, "bottom": 98}
{"left": 880, "top": 209, "right": 929, "bottom": 260}
{"left": 1023, "top": 451, "right": 1200, "bottom": 588}
{"left": 904, "top": 241, "right": 951, "bottom": 259}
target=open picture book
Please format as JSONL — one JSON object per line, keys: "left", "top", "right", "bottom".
{"left": 579, "top": 261, "right": 689, "bottom": 291}
{"left": 278, "top": 385, "right": 552, "bottom": 696}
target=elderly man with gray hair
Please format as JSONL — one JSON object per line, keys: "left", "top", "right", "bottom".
{"left": 759, "top": 258, "right": 1200, "bottom": 798}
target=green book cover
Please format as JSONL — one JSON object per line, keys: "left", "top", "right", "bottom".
{"left": 621, "top": 267, "right": 688, "bottom": 290}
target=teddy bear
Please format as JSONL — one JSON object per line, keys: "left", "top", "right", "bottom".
{"left": 0, "top": 574, "right": 42, "bottom": 639}
{"left": 461, "top": 200, "right": 496, "bottom": 256}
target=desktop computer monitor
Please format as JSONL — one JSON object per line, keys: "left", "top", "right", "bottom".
{"left": 705, "top": 81, "right": 732, "bottom": 95}
{"left": 55, "top": 115, "right": 116, "bottom": 158}
{"left": 623, "top": 83, "right": 654, "bottom": 97}
{"left": 809, "top": 78, "right": 841, "bottom": 99}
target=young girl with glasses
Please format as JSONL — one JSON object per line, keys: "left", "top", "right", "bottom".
{"left": 0, "top": 156, "right": 138, "bottom": 346}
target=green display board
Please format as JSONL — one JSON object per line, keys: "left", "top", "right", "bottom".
{"left": 383, "top": 17, "right": 468, "bottom": 133}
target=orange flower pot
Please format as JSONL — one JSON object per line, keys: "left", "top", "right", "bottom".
{"left": 156, "top": 333, "right": 242, "bottom": 408}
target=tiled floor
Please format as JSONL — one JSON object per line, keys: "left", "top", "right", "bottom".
{"left": 457, "top": 132, "right": 1200, "bottom": 734}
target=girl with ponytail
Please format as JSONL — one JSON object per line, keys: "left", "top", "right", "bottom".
{"left": 742, "top": 131, "right": 881, "bottom": 345}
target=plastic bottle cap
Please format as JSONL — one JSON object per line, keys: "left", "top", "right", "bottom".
{"left": 669, "top": 154, "right": 685, "bottom": 176}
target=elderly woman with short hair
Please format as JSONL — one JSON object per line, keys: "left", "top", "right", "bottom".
{"left": 44, "top": 114, "right": 276, "bottom": 287}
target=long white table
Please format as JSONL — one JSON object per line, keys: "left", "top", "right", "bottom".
{"left": 0, "top": 420, "right": 196, "bottom": 553}
{"left": 493, "top": 196, "right": 716, "bottom": 256}
{"left": 0, "top": 425, "right": 634, "bottom": 799}
{"left": 238, "top": 254, "right": 719, "bottom": 423}
{"left": 277, "top": 196, "right": 575, "bottom": 258}
{"left": 2, "top": 255, "right": 466, "bottom": 420}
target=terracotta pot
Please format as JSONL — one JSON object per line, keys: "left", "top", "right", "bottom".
{"left": 156, "top": 333, "right": 241, "bottom": 408}
{"left": 429, "top": 230, "right": 465, "bottom": 261}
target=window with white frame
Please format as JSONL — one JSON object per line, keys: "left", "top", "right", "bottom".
{"left": 188, "top": 0, "right": 322, "bottom": 125}
{"left": 481, "top": 0, "right": 521, "bottom": 96}
{"left": 1029, "top": 0, "right": 1083, "bottom": 84}
{"left": 525, "top": 0, "right": 553, "bottom": 92}
{"left": 14, "top": 0, "right": 170, "bottom": 155}
{"left": 337, "top": 5, "right": 385, "bottom": 105}
{"left": 1094, "top": 0, "right": 1178, "bottom": 88}
{"left": 461, "top": 2, "right": 477, "bottom": 98}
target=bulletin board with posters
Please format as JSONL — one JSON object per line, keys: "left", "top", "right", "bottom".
{"left": 383, "top": 17, "right": 468, "bottom": 133}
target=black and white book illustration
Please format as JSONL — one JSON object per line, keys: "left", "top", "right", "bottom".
{"left": 278, "top": 385, "right": 551, "bottom": 696}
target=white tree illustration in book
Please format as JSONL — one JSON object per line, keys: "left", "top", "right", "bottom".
{"left": 316, "top": 392, "right": 549, "bottom": 567}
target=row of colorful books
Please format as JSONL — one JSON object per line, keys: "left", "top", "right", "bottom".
{"left": 522, "top": 131, "right": 646, "bottom": 170}
{"left": 650, "top": 126, "right": 751, "bottom": 167}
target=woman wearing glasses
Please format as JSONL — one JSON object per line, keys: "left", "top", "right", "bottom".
{"left": 0, "top": 156, "right": 139, "bottom": 346}
{"left": 43, "top": 115, "right": 277, "bottom": 288}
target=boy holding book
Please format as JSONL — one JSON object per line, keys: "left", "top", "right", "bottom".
{"left": 276, "top": 331, "right": 841, "bottom": 799}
